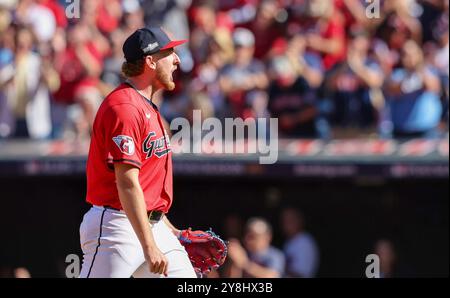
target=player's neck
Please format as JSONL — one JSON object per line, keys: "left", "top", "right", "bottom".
{"left": 127, "top": 77, "right": 159, "bottom": 101}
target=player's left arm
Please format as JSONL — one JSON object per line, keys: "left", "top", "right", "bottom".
{"left": 163, "top": 216, "right": 181, "bottom": 237}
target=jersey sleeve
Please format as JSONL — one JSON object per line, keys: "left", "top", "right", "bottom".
{"left": 103, "top": 103, "right": 143, "bottom": 169}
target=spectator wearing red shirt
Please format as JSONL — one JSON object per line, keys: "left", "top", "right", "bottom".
{"left": 333, "top": 0, "right": 370, "bottom": 29}
{"left": 304, "top": 0, "right": 346, "bottom": 70}
{"left": 81, "top": 0, "right": 122, "bottom": 35}
{"left": 52, "top": 22, "right": 104, "bottom": 140}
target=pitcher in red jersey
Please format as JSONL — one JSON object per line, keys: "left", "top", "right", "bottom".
{"left": 79, "top": 27, "right": 196, "bottom": 278}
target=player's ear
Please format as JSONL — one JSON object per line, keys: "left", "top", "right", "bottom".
{"left": 145, "top": 55, "right": 157, "bottom": 70}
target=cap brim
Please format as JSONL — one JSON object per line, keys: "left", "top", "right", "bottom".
{"left": 160, "top": 39, "right": 188, "bottom": 50}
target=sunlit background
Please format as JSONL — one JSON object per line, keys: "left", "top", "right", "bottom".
{"left": 0, "top": 0, "right": 448, "bottom": 277}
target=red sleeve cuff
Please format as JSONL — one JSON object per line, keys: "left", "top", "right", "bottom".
{"left": 106, "top": 158, "right": 142, "bottom": 170}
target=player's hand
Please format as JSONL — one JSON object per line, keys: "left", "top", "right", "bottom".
{"left": 144, "top": 246, "right": 168, "bottom": 276}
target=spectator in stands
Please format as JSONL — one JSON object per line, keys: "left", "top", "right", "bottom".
{"left": 188, "top": 29, "right": 234, "bottom": 119}
{"left": 383, "top": 39, "right": 443, "bottom": 138}
{"left": 333, "top": 0, "right": 373, "bottom": 30}
{"left": 142, "top": 0, "right": 184, "bottom": 29}
{"left": 0, "top": 85, "right": 12, "bottom": 138}
{"left": 373, "top": 238, "right": 399, "bottom": 278}
{"left": 326, "top": 28, "right": 384, "bottom": 135}
{"left": 189, "top": 2, "right": 233, "bottom": 67}
{"left": 52, "top": 22, "right": 104, "bottom": 140}
{"left": 0, "top": 0, "right": 448, "bottom": 141}
{"left": 14, "top": 0, "right": 56, "bottom": 43}
{"left": 39, "top": 0, "right": 67, "bottom": 29}
{"left": 432, "top": 11, "right": 449, "bottom": 128}
{"left": 280, "top": 207, "right": 320, "bottom": 278}
{"left": 83, "top": 0, "right": 122, "bottom": 36}
{"left": 121, "top": 0, "right": 146, "bottom": 37}
{"left": 161, "top": 0, "right": 194, "bottom": 73}
{"left": 100, "top": 30, "right": 127, "bottom": 93}
{"left": 267, "top": 34, "right": 325, "bottom": 138}
{"left": 422, "top": 32, "right": 449, "bottom": 132}
{"left": 226, "top": 217, "right": 285, "bottom": 278}
{"left": 105, "top": 1, "right": 146, "bottom": 91}
{"left": 432, "top": 14, "right": 449, "bottom": 88}
{"left": 0, "top": 266, "right": 31, "bottom": 278}
{"left": 79, "top": 1, "right": 112, "bottom": 58}
{"left": 0, "top": 7, "right": 14, "bottom": 138}
{"left": 219, "top": 28, "right": 269, "bottom": 119}
{"left": 1, "top": 25, "right": 56, "bottom": 139}
{"left": 375, "top": 0, "right": 423, "bottom": 52}
{"left": 140, "top": 0, "right": 193, "bottom": 72}
{"left": 13, "top": 267, "right": 31, "bottom": 278}
{"left": 241, "top": 0, "right": 285, "bottom": 60}
{"left": 303, "top": 0, "right": 347, "bottom": 70}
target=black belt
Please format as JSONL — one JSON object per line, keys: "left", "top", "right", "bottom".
{"left": 104, "top": 206, "right": 164, "bottom": 222}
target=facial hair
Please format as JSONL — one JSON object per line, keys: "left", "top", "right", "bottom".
{"left": 156, "top": 64, "right": 175, "bottom": 91}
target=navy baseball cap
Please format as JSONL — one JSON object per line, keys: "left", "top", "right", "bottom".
{"left": 123, "top": 27, "right": 187, "bottom": 62}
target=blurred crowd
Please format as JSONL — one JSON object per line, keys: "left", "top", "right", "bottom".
{"left": 205, "top": 207, "right": 401, "bottom": 278}
{"left": 214, "top": 208, "right": 321, "bottom": 278}
{"left": 0, "top": 0, "right": 448, "bottom": 140}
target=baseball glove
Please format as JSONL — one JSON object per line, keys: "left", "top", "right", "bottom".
{"left": 178, "top": 228, "right": 228, "bottom": 275}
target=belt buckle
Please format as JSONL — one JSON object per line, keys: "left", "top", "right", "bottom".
{"left": 148, "top": 210, "right": 163, "bottom": 222}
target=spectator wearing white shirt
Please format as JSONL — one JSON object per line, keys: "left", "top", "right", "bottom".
{"left": 281, "top": 207, "right": 320, "bottom": 278}
{"left": 15, "top": 0, "right": 56, "bottom": 43}
{"left": 1, "top": 25, "right": 58, "bottom": 138}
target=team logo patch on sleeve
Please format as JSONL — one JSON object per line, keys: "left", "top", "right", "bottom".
{"left": 112, "top": 135, "right": 135, "bottom": 155}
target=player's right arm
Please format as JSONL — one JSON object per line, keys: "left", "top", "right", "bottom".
{"left": 115, "top": 163, "right": 168, "bottom": 276}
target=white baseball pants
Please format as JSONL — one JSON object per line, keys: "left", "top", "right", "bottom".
{"left": 79, "top": 205, "right": 196, "bottom": 278}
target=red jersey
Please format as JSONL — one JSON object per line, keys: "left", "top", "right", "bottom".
{"left": 86, "top": 83, "right": 173, "bottom": 213}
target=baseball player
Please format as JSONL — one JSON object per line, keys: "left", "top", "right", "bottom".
{"left": 78, "top": 27, "right": 197, "bottom": 278}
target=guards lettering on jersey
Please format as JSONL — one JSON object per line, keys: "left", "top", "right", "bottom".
{"left": 143, "top": 131, "right": 171, "bottom": 159}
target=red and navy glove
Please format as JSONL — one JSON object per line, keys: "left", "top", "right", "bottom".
{"left": 178, "top": 228, "right": 228, "bottom": 275}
